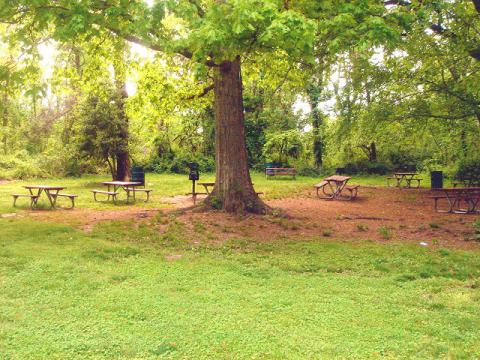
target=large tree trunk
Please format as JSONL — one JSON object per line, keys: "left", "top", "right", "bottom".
{"left": 306, "top": 85, "right": 323, "bottom": 167}
{"left": 113, "top": 40, "right": 131, "bottom": 181}
{"left": 206, "top": 56, "right": 267, "bottom": 214}
{"left": 2, "top": 91, "right": 8, "bottom": 155}
{"left": 312, "top": 109, "right": 323, "bottom": 167}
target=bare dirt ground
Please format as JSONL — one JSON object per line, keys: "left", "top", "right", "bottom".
{"left": 23, "top": 187, "right": 480, "bottom": 250}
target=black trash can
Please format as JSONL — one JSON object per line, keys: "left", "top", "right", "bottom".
{"left": 131, "top": 165, "right": 145, "bottom": 187}
{"left": 430, "top": 170, "right": 443, "bottom": 189}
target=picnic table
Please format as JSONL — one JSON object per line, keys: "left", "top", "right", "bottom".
{"left": 13, "top": 185, "right": 77, "bottom": 209}
{"left": 387, "top": 172, "right": 422, "bottom": 188}
{"left": 431, "top": 187, "right": 480, "bottom": 214}
{"left": 92, "top": 181, "right": 142, "bottom": 203}
{"left": 314, "top": 175, "right": 359, "bottom": 200}
{"left": 198, "top": 182, "right": 215, "bottom": 194}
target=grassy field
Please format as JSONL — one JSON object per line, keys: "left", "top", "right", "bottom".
{"left": 1, "top": 173, "right": 479, "bottom": 359}
{"left": 0, "top": 217, "right": 479, "bottom": 359}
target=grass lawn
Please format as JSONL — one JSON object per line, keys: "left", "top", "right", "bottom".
{"left": 1, "top": 216, "right": 479, "bottom": 359}
{"left": 1, "top": 173, "right": 479, "bottom": 358}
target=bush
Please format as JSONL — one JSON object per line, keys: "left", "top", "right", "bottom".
{"left": 342, "top": 160, "right": 391, "bottom": 175}
{"left": 297, "top": 166, "right": 321, "bottom": 177}
{"left": 0, "top": 151, "right": 49, "bottom": 179}
{"left": 455, "top": 158, "right": 480, "bottom": 184}
{"left": 388, "top": 151, "right": 420, "bottom": 172}
{"left": 147, "top": 153, "right": 215, "bottom": 174}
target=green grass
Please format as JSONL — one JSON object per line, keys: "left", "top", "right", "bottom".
{"left": 1, "top": 218, "right": 479, "bottom": 359}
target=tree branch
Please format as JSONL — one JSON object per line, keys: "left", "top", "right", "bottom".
{"left": 188, "top": 0, "right": 205, "bottom": 17}
{"left": 186, "top": 84, "right": 214, "bottom": 100}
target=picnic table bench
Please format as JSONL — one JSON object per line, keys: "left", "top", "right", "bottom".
{"left": 265, "top": 167, "right": 296, "bottom": 179}
{"left": 92, "top": 189, "right": 119, "bottom": 203}
{"left": 12, "top": 194, "right": 40, "bottom": 208}
{"left": 126, "top": 187, "right": 152, "bottom": 202}
{"left": 387, "top": 172, "right": 422, "bottom": 188}
{"left": 92, "top": 181, "right": 150, "bottom": 203}
{"left": 430, "top": 187, "right": 480, "bottom": 214}
{"left": 314, "top": 175, "right": 359, "bottom": 200}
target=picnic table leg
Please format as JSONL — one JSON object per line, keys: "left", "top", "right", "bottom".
{"left": 335, "top": 180, "right": 348, "bottom": 199}
{"left": 324, "top": 182, "right": 335, "bottom": 199}
{"left": 395, "top": 176, "right": 402, "bottom": 188}
{"left": 452, "top": 194, "right": 469, "bottom": 214}
{"left": 28, "top": 188, "right": 42, "bottom": 209}
{"left": 45, "top": 189, "right": 60, "bottom": 208}
{"left": 471, "top": 198, "right": 480, "bottom": 213}
{"left": 445, "top": 194, "right": 455, "bottom": 213}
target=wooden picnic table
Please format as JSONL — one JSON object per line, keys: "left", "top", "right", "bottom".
{"left": 314, "top": 175, "right": 359, "bottom": 200}
{"left": 23, "top": 185, "right": 65, "bottom": 209}
{"left": 388, "top": 172, "right": 422, "bottom": 188}
{"left": 102, "top": 181, "right": 141, "bottom": 203}
{"left": 198, "top": 182, "right": 215, "bottom": 194}
{"left": 431, "top": 187, "right": 480, "bottom": 214}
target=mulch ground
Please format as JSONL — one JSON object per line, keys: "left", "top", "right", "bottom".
{"left": 20, "top": 187, "right": 480, "bottom": 250}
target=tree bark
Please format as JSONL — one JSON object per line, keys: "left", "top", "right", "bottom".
{"left": 113, "top": 40, "right": 131, "bottom": 181}
{"left": 206, "top": 56, "right": 267, "bottom": 213}
{"left": 306, "top": 85, "right": 324, "bottom": 167}
{"left": 2, "top": 91, "right": 8, "bottom": 155}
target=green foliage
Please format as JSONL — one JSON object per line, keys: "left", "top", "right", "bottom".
{"left": 341, "top": 160, "right": 390, "bottom": 175}
{"left": 209, "top": 195, "right": 223, "bottom": 210}
{"left": 474, "top": 220, "right": 480, "bottom": 242}
{"left": 78, "top": 91, "right": 128, "bottom": 178}
{"left": 455, "top": 157, "right": 480, "bottom": 185}
{"left": 146, "top": 153, "right": 215, "bottom": 174}
{"left": 263, "top": 129, "right": 304, "bottom": 165}
{"left": 378, "top": 225, "right": 392, "bottom": 240}
{"left": 0, "top": 0, "right": 479, "bottom": 185}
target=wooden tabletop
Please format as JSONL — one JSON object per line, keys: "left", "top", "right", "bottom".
{"left": 393, "top": 172, "right": 417, "bottom": 175}
{"left": 198, "top": 182, "right": 215, "bottom": 186}
{"left": 102, "top": 181, "right": 141, "bottom": 186}
{"left": 24, "top": 185, "right": 65, "bottom": 190}
{"left": 324, "top": 175, "right": 351, "bottom": 182}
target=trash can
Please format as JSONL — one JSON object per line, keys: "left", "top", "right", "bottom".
{"left": 430, "top": 170, "right": 443, "bottom": 189}
{"left": 131, "top": 165, "right": 145, "bottom": 186}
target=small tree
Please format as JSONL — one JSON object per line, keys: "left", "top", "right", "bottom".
{"left": 79, "top": 93, "right": 129, "bottom": 179}
{"left": 263, "top": 130, "right": 303, "bottom": 166}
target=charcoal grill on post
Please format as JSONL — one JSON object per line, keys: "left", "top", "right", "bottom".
{"left": 187, "top": 162, "right": 200, "bottom": 203}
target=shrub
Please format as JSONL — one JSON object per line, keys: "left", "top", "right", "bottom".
{"left": 455, "top": 158, "right": 480, "bottom": 185}
{"left": 388, "top": 150, "right": 420, "bottom": 172}
{"left": 297, "top": 166, "right": 321, "bottom": 177}
{"left": 342, "top": 160, "right": 391, "bottom": 175}
{"left": 474, "top": 220, "right": 480, "bottom": 242}
{"left": 147, "top": 153, "right": 215, "bottom": 174}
